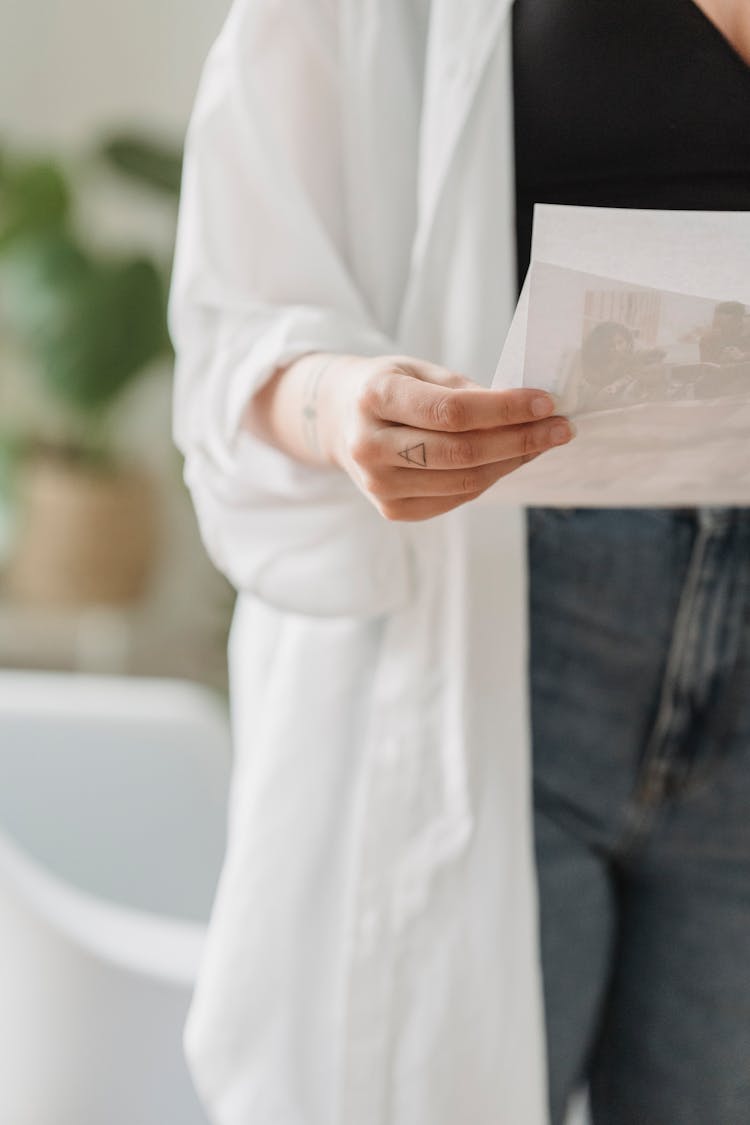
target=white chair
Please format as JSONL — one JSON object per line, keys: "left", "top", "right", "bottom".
{"left": 0, "top": 670, "right": 232, "bottom": 1125}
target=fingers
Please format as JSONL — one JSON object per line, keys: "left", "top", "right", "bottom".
{"left": 361, "top": 453, "right": 543, "bottom": 500}
{"left": 376, "top": 491, "right": 486, "bottom": 522}
{"left": 347, "top": 358, "right": 572, "bottom": 523}
{"left": 373, "top": 416, "right": 574, "bottom": 470}
{"left": 386, "top": 356, "right": 477, "bottom": 390}
{"left": 373, "top": 454, "right": 542, "bottom": 520}
{"left": 364, "top": 371, "right": 559, "bottom": 431}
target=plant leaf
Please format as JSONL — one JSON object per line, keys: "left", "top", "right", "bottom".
{"left": 98, "top": 132, "right": 183, "bottom": 197}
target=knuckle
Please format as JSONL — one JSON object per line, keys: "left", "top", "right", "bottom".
{"left": 521, "top": 427, "right": 537, "bottom": 457}
{"left": 448, "top": 437, "right": 475, "bottom": 466}
{"left": 370, "top": 471, "right": 400, "bottom": 500}
{"left": 357, "top": 373, "right": 387, "bottom": 416}
{"left": 357, "top": 468, "right": 379, "bottom": 495}
{"left": 358, "top": 462, "right": 393, "bottom": 498}
{"left": 495, "top": 394, "right": 513, "bottom": 425}
{"left": 430, "top": 394, "right": 465, "bottom": 430}
{"left": 349, "top": 430, "right": 377, "bottom": 468}
{"left": 461, "top": 470, "right": 481, "bottom": 494}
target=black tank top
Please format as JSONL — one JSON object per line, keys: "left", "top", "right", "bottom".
{"left": 513, "top": 0, "right": 750, "bottom": 290}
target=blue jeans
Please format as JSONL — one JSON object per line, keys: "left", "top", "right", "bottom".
{"left": 528, "top": 507, "right": 750, "bottom": 1125}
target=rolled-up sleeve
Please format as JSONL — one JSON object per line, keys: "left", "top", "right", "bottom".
{"left": 168, "top": 0, "right": 414, "bottom": 617}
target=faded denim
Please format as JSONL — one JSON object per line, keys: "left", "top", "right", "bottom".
{"left": 529, "top": 506, "right": 750, "bottom": 1125}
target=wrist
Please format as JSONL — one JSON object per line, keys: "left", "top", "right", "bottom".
{"left": 315, "top": 353, "right": 366, "bottom": 469}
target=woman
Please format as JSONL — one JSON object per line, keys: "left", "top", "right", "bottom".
{"left": 169, "top": 2, "right": 750, "bottom": 1122}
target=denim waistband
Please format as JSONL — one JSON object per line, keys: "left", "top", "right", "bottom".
{"left": 541, "top": 506, "right": 750, "bottom": 527}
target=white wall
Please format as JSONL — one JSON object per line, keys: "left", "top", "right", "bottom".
{"left": 0, "top": 0, "right": 237, "bottom": 682}
{"left": 0, "top": 0, "right": 232, "bottom": 146}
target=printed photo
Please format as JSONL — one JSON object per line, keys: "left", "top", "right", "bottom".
{"left": 524, "top": 263, "right": 750, "bottom": 414}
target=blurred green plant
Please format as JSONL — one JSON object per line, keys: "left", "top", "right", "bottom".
{"left": 0, "top": 154, "right": 71, "bottom": 250}
{"left": 0, "top": 426, "right": 22, "bottom": 563}
{"left": 98, "top": 132, "right": 183, "bottom": 198}
{"left": 0, "top": 133, "right": 182, "bottom": 468}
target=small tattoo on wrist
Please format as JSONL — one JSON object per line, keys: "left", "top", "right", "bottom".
{"left": 301, "top": 359, "right": 331, "bottom": 456}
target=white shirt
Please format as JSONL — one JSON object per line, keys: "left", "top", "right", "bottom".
{"left": 169, "top": 1, "right": 548, "bottom": 1122}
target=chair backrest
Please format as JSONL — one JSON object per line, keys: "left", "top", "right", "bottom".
{"left": 0, "top": 670, "right": 231, "bottom": 931}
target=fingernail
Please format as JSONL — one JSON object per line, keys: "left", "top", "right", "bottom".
{"left": 551, "top": 420, "right": 574, "bottom": 444}
{"left": 531, "top": 395, "right": 555, "bottom": 418}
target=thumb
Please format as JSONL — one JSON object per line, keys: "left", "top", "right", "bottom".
{"left": 388, "top": 354, "right": 481, "bottom": 391}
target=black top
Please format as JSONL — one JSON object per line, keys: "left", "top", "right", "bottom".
{"left": 513, "top": 0, "right": 750, "bottom": 289}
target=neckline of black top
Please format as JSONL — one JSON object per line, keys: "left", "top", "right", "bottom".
{"left": 684, "top": 0, "right": 750, "bottom": 74}
{"left": 512, "top": 0, "right": 750, "bottom": 288}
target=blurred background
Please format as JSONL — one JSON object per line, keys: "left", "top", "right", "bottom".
{"left": 0, "top": 3, "right": 240, "bottom": 1122}
{"left": 0, "top": 0, "right": 234, "bottom": 689}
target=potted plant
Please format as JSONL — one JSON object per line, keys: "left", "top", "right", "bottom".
{"left": 0, "top": 140, "right": 178, "bottom": 606}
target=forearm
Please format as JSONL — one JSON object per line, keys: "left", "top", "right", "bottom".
{"left": 241, "top": 351, "right": 357, "bottom": 469}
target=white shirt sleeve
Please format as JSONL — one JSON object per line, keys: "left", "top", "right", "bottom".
{"left": 168, "top": 0, "right": 414, "bottom": 617}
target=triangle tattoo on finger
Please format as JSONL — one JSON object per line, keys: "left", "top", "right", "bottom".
{"left": 398, "top": 442, "right": 427, "bottom": 466}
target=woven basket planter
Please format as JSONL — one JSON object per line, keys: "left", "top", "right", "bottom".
{"left": 5, "top": 453, "right": 158, "bottom": 606}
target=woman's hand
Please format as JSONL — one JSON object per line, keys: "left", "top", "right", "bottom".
{"left": 245, "top": 351, "right": 574, "bottom": 522}
{"left": 321, "top": 354, "right": 574, "bottom": 521}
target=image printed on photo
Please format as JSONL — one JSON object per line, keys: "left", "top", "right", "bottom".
{"left": 523, "top": 262, "right": 750, "bottom": 416}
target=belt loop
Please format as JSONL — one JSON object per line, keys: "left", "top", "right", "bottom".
{"left": 697, "top": 506, "right": 732, "bottom": 535}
